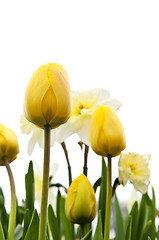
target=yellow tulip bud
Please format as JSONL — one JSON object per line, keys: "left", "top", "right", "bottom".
{"left": 89, "top": 106, "right": 126, "bottom": 157}
{"left": 65, "top": 174, "right": 96, "bottom": 224}
{"left": 0, "top": 124, "right": 19, "bottom": 165}
{"left": 24, "top": 63, "right": 71, "bottom": 129}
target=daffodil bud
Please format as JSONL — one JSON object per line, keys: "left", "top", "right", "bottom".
{"left": 23, "top": 63, "right": 71, "bottom": 129}
{"left": 0, "top": 124, "right": 19, "bottom": 165}
{"left": 65, "top": 174, "right": 96, "bottom": 224}
{"left": 89, "top": 106, "right": 126, "bottom": 157}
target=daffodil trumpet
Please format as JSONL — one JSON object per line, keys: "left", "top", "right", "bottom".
{"left": 2, "top": 156, "right": 16, "bottom": 240}
{"left": 38, "top": 125, "right": 51, "bottom": 240}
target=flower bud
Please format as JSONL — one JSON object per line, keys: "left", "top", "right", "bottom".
{"left": 23, "top": 63, "right": 71, "bottom": 129}
{"left": 65, "top": 174, "right": 96, "bottom": 224}
{"left": 89, "top": 106, "right": 126, "bottom": 157}
{"left": 0, "top": 124, "right": 19, "bottom": 165}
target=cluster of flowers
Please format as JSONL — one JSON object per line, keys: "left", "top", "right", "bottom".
{"left": 0, "top": 63, "right": 152, "bottom": 240}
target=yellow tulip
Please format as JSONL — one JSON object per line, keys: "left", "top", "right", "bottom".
{"left": 23, "top": 63, "right": 71, "bottom": 129}
{"left": 0, "top": 124, "right": 19, "bottom": 165}
{"left": 89, "top": 106, "right": 126, "bottom": 157}
{"left": 65, "top": 174, "right": 96, "bottom": 224}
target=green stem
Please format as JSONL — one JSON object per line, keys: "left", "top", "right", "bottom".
{"left": 3, "top": 156, "right": 16, "bottom": 240}
{"left": 80, "top": 224, "right": 85, "bottom": 239}
{"left": 83, "top": 144, "right": 89, "bottom": 176}
{"left": 104, "top": 155, "right": 112, "bottom": 240}
{"left": 61, "top": 142, "right": 72, "bottom": 185}
{"left": 38, "top": 125, "right": 51, "bottom": 240}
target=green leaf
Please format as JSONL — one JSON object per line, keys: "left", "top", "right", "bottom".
{"left": 48, "top": 204, "right": 60, "bottom": 240}
{"left": 145, "top": 189, "right": 156, "bottom": 240}
{"left": 142, "top": 220, "right": 152, "bottom": 239}
{"left": 98, "top": 157, "right": 107, "bottom": 234}
{"left": 16, "top": 205, "right": 26, "bottom": 226}
{"left": 22, "top": 209, "right": 31, "bottom": 239}
{"left": 24, "top": 210, "right": 39, "bottom": 240}
{"left": 60, "top": 196, "right": 73, "bottom": 240}
{"left": 124, "top": 216, "right": 132, "bottom": 240}
{"left": 81, "top": 229, "right": 92, "bottom": 240}
{"left": 14, "top": 224, "right": 23, "bottom": 240}
{"left": 93, "top": 210, "right": 103, "bottom": 240}
{"left": 114, "top": 194, "right": 124, "bottom": 240}
{"left": 0, "top": 188, "right": 9, "bottom": 238}
{"left": 56, "top": 190, "right": 62, "bottom": 238}
{"left": 0, "top": 221, "right": 5, "bottom": 240}
{"left": 129, "top": 201, "right": 138, "bottom": 240}
{"left": 25, "top": 161, "right": 35, "bottom": 214}
{"left": 136, "top": 194, "right": 148, "bottom": 240}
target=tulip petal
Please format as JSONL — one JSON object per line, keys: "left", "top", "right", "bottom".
{"left": 41, "top": 86, "right": 57, "bottom": 124}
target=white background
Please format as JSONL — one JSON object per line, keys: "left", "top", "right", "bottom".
{"left": 0, "top": 0, "right": 159, "bottom": 211}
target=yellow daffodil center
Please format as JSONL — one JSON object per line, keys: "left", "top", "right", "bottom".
{"left": 72, "top": 99, "right": 93, "bottom": 118}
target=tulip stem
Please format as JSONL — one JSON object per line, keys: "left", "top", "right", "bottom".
{"left": 2, "top": 156, "right": 16, "bottom": 240}
{"left": 104, "top": 155, "right": 112, "bottom": 240}
{"left": 39, "top": 125, "right": 51, "bottom": 240}
{"left": 80, "top": 224, "right": 85, "bottom": 238}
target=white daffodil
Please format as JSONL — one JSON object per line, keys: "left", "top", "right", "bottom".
{"left": 21, "top": 88, "right": 121, "bottom": 154}
{"left": 118, "top": 152, "right": 150, "bottom": 194}
{"left": 34, "top": 160, "right": 58, "bottom": 208}
{"left": 54, "top": 88, "right": 122, "bottom": 145}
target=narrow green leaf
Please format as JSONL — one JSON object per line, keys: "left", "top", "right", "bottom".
{"left": 136, "top": 194, "right": 148, "bottom": 240}
{"left": 60, "top": 196, "right": 73, "bottom": 240}
{"left": 0, "top": 188, "right": 9, "bottom": 238}
{"left": 81, "top": 229, "right": 92, "bottom": 240}
{"left": 129, "top": 201, "right": 138, "bottom": 240}
{"left": 16, "top": 205, "right": 26, "bottom": 225}
{"left": 25, "top": 161, "right": 35, "bottom": 214}
{"left": 56, "top": 190, "right": 62, "bottom": 238}
{"left": 145, "top": 188, "right": 156, "bottom": 240}
{"left": 22, "top": 209, "right": 31, "bottom": 240}
{"left": 0, "top": 221, "right": 5, "bottom": 240}
{"left": 124, "top": 216, "right": 132, "bottom": 240}
{"left": 24, "top": 210, "right": 39, "bottom": 240}
{"left": 93, "top": 210, "right": 103, "bottom": 240}
{"left": 14, "top": 224, "right": 23, "bottom": 240}
{"left": 157, "top": 225, "right": 159, "bottom": 240}
{"left": 143, "top": 220, "right": 152, "bottom": 239}
{"left": 98, "top": 157, "right": 107, "bottom": 234}
{"left": 114, "top": 194, "right": 124, "bottom": 240}
{"left": 48, "top": 204, "right": 60, "bottom": 240}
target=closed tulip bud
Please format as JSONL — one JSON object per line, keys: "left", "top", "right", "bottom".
{"left": 0, "top": 124, "right": 19, "bottom": 165}
{"left": 65, "top": 174, "right": 96, "bottom": 224}
{"left": 24, "top": 63, "right": 71, "bottom": 129}
{"left": 89, "top": 106, "right": 126, "bottom": 157}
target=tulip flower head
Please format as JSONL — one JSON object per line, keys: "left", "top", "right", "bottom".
{"left": 65, "top": 174, "right": 96, "bottom": 224}
{"left": 0, "top": 124, "right": 19, "bottom": 165}
{"left": 89, "top": 106, "right": 126, "bottom": 157}
{"left": 23, "top": 63, "right": 71, "bottom": 129}
{"left": 118, "top": 152, "right": 150, "bottom": 194}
